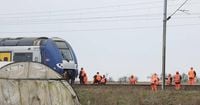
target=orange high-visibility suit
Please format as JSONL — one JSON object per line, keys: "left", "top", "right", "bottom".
{"left": 83, "top": 73, "right": 88, "bottom": 84}
{"left": 174, "top": 72, "right": 182, "bottom": 90}
{"left": 129, "top": 75, "right": 137, "bottom": 85}
{"left": 81, "top": 70, "right": 86, "bottom": 77}
{"left": 96, "top": 74, "right": 101, "bottom": 81}
{"left": 79, "top": 68, "right": 86, "bottom": 84}
{"left": 100, "top": 77, "right": 107, "bottom": 84}
{"left": 93, "top": 72, "right": 102, "bottom": 84}
{"left": 166, "top": 74, "right": 172, "bottom": 85}
{"left": 151, "top": 74, "right": 159, "bottom": 91}
{"left": 188, "top": 68, "right": 196, "bottom": 85}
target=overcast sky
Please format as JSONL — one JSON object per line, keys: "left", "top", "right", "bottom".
{"left": 0, "top": 0, "right": 200, "bottom": 81}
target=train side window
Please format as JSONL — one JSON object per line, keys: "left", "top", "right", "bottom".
{"left": 13, "top": 53, "right": 33, "bottom": 62}
{"left": 0, "top": 52, "right": 12, "bottom": 61}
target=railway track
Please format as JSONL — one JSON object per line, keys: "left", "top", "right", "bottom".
{"left": 72, "top": 84, "right": 200, "bottom": 91}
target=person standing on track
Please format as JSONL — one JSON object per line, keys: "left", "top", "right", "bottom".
{"left": 188, "top": 67, "right": 196, "bottom": 85}
{"left": 174, "top": 71, "right": 182, "bottom": 90}
{"left": 83, "top": 73, "right": 88, "bottom": 84}
{"left": 129, "top": 75, "right": 137, "bottom": 85}
{"left": 79, "top": 67, "right": 86, "bottom": 84}
{"left": 166, "top": 74, "right": 173, "bottom": 85}
{"left": 151, "top": 73, "right": 159, "bottom": 91}
{"left": 100, "top": 75, "right": 107, "bottom": 84}
{"left": 93, "top": 72, "right": 102, "bottom": 84}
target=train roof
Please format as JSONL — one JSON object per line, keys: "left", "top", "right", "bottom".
{"left": 0, "top": 37, "right": 48, "bottom": 46}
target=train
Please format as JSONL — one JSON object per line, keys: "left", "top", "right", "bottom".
{"left": 0, "top": 37, "right": 78, "bottom": 84}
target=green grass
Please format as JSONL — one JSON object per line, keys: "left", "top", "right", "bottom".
{"left": 74, "top": 86, "right": 200, "bottom": 105}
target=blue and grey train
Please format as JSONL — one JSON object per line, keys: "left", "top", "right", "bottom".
{"left": 0, "top": 37, "right": 78, "bottom": 83}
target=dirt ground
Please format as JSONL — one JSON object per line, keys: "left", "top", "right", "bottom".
{"left": 74, "top": 85, "right": 200, "bottom": 105}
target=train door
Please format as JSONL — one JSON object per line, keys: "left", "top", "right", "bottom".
{"left": 0, "top": 52, "right": 12, "bottom": 61}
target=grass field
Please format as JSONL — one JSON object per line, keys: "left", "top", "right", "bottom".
{"left": 74, "top": 85, "right": 200, "bottom": 105}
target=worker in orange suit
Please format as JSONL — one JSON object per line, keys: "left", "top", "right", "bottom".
{"left": 166, "top": 74, "right": 172, "bottom": 85}
{"left": 93, "top": 72, "right": 102, "bottom": 84}
{"left": 83, "top": 73, "right": 88, "bottom": 84}
{"left": 174, "top": 71, "right": 182, "bottom": 90}
{"left": 188, "top": 67, "right": 196, "bottom": 85}
{"left": 100, "top": 75, "right": 107, "bottom": 84}
{"left": 129, "top": 75, "right": 137, "bottom": 85}
{"left": 151, "top": 73, "right": 159, "bottom": 91}
{"left": 79, "top": 67, "right": 86, "bottom": 84}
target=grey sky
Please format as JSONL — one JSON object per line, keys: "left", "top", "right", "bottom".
{"left": 0, "top": 0, "right": 200, "bottom": 81}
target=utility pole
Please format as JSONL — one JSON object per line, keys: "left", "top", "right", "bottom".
{"left": 161, "top": 0, "right": 189, "bottom": 90}
{"left": 162, "top": 0, "right": 167, "bottom": 90}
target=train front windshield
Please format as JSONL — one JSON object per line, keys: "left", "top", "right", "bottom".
{"left": 55, "top": 41, "right": 73, "bottom": 61}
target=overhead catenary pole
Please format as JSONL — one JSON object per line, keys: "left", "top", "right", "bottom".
{"left": 162, "top": 0, "right": 167, "bottom": 90}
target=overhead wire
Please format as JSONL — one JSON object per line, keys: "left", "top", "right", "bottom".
{"left": 0, "top": 13, "right": 199, "bottom": 25}
{"left": 0, "top": 11, "right": 199, "bottom": 22}
{"left": 0, "top": 0, "right": 163, "bottom": 16}
{"left": 0, "top": 23, "right": 199, "bottom": 33}
{"left": 0, "top": 26, "right": 163, "bottom": 33}
{"left": 0, "top": 2, "right": 198, "bottom": 20}
{"left": 1, "top": 2, "right": 197, "bottom": 19}
{"left": 0, "top": 15, "right": 199, "bottom": 26}
{"left": 1, "top": 0, "right": 199, "bottom": 18}
{"left": 1, "top": 16, "right": 200, "bottom": 26}
{"left": 2, "top": 14, "right": 161, "bottom": 21}
{"left": 0, "top": 13, "right": 162, "bottom": 25}
{"left": 0, "top": 19, "right": 160, "bottom": 25}
{"left": 0, "top": 0, "right": 198, "bottom": 21}
{"left": 167, "top": 0, "right": 190, "bottom": 20}
{"left": 4, "top": 0, "right": 199, "bottom": 18}
{"left": 0, "top": 0, "right": 198, "bottom": 32}
{"left": 0, "top": 7, "right": 163, "bottom": 19}
{"left": 0, "top": 5, "right": 167, "bottom": 19}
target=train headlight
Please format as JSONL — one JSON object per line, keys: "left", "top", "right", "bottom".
{"left": 56, "top": 63, "right": 63, "bottom": 69}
